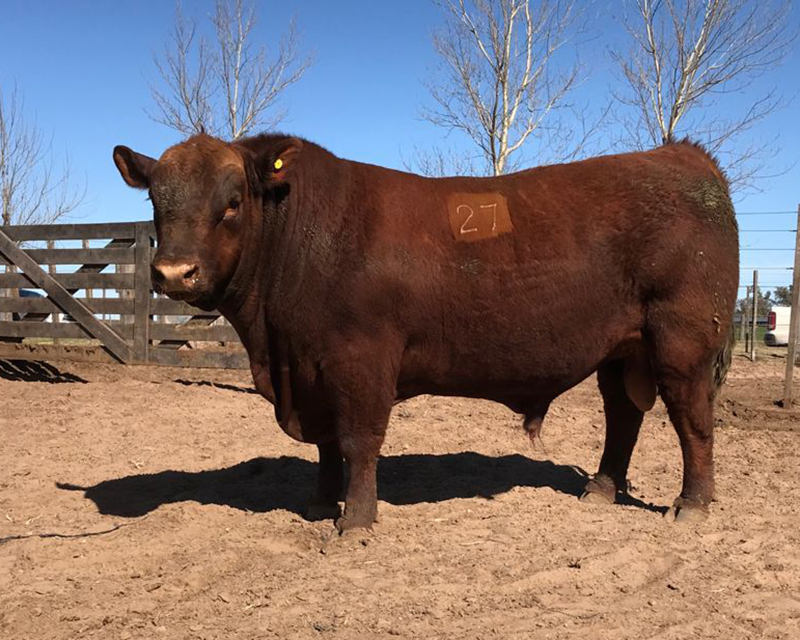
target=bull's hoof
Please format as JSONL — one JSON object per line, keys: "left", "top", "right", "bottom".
{"left": 335, "top": 511, "right": 376, "bottom": 534}
{"left": 666, "top": 498, "right": 709, "bottom": 524}
{"left": 304, "top": 502, "right": 341, "bottom": 522}
{"left": 580, "top": 489, "right": 614, "bottom": 505}
{"left": 580, "top": 477, "right": 616, "bottom": 505}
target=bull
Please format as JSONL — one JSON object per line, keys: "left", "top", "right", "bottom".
{"left": 113, "top": 133, "right": 739, "bottom": 531}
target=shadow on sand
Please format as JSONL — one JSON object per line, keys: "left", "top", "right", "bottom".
{"left": 173, "top": 379, "right": 259, "bottom": 395}
{"left": 58, "top": 452, "right": 666, "bottom": 518}
{"left": 0, "top": 359, "right": 87, "bottom": 384}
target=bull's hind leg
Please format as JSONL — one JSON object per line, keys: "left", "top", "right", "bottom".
{"left": 657, "top": 363, "right": 716, "bottom": 524}
{"left": 305, "top": 440, "right": 344, "bottom": 521}
{"left": 651, "top": 325, "right": 718, "bottom": 523}
{"left": 581, "top": 360, "right": 644, "bottom": 505}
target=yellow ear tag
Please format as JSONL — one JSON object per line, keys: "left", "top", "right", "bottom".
{"left": 274, "top": 158, "right": 283, "bottom": 171}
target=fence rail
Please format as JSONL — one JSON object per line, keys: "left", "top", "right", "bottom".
{"left": 0, "top": 221, "right": 248, "bottom": 369}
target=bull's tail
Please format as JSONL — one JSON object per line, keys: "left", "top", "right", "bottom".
{"left": 713, "top": 328, "right": 736, "bottom": 396}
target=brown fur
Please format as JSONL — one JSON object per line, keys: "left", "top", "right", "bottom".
{"left": 113, "top": 134, "right": 740, "bottom": 530}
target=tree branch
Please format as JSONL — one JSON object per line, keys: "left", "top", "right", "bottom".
{"left": 148, "top": 0, "right": 313, "bottom": 141}
{"left": 612, "top": 0, "right": 796, "bottom": 191}
{"left": 0, "top": 83, "right": 85, "bottom": 226}
{"left": 419, "top": 0, "right": 594, "bottom": 176}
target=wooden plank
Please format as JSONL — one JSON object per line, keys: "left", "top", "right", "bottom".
{"left": 149, "top": 323, "right": 241, "bottom": 343}
{"left": 1, "top": 222, "right": 142, "bottom": 242}
{"left": 157, "top": 316, "right": 227, "bottom": 350}
{"left": 118, "top": 263, "right": 135, "bottom": 324}
{"left": 0, "top": 297, "right": 134, "bottom": 315}
{"left": 147, "top": 347, "right": 249, "bottom": 369}
{"left": 0, "top": 265, "right": 18, "bottom": 330}
{"left": 0, "top": 342, "right": 118, "bottom": 365}
{"left": 0, "top": 272, "right": 135, "bottom": 290}
{"left": 150, "top": 298, "right": 214, "bottom": 316}
{"left": 0, "top": 228, "right": 133, "bottom": 362}
{"left": 0, "top": 247, "right": 135, "bottom": 266}
{"left": 0, "top": 320, "right": 134, "bottom": 340}
{"left": 133, "top": 223, "right": 152, "bottom": 363}
{"left": 47, "top": 241, "right": 60, "bottom": 347}
{"left": 76, "top": 298, "right": 134, "bottom": 315}
{"left": 0, "top": 297, "right": 57, "bottom": 314}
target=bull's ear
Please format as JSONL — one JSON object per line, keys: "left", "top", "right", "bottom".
{"left": 264, "top": 138, "right": 303, "bottom": 185}
{"left": 113, "top": 145, "right": 156, "bottom": 189}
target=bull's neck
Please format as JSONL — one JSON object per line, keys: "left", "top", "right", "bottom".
{"left": 265, "top": 152, "right": 352, "bottom": 331}
{"left": 219, "top": 147, "right": 352, "bottom": 345}
{"left": 216, "top": 183, "right": 275, "bottom": 350}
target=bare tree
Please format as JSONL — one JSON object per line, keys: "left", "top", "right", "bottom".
{"left": 418, "top": 0, "right": 597, "bottom": 177}
{"left": 0, "top": 84, "right": 85, "bottom": 227}
{"left": 149, "top": 0, "right": 313, "bottom": 140}
{"left": 612, "top": 0, "right": 796, "bottom": 190}
{"left": 149, "top": 6, "right": 214, "bottom": 137}
{"left": 402, "top": 144, "right": 479, "bottom": 177}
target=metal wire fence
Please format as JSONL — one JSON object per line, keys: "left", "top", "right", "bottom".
{"left": 734, "top": 207, "right": 800, "bottom": 407}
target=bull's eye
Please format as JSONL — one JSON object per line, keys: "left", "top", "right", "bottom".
{"left": 221, "top": 198, "right": 241, "bottom": 222}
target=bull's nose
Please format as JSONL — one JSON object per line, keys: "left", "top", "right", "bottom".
{"left": 151, "top": 261, "right": 200, "bottom": 293}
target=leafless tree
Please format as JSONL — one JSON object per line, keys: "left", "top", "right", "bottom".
{"left": 149, "top": 6, "right": 214, "bottom": 138}
{"left": 149, "top": 0, "right": 313, "bottom": 140}
{"left": 0, "top": 84, "right": 85, "bottom": 227}
{"left": 612, "top": 0, "right": 796, "bottom": 190}
{"left": 402, "top": 144, "right": 479, "bottom": 177}
{"left": 418, "top": 0, "right": 599, "bottom": 177}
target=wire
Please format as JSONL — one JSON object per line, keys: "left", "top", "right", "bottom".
{"left": 736, "top": 211, "right": 797, "bottom": 215}
{"left": 739, "top": 229, "right": 797, "bottom": 232}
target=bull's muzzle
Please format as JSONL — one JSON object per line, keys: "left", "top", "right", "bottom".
{"left": 151, "top": 259, "right": 201, "bottom": 299}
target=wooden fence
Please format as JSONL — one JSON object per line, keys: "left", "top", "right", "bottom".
{"left": 0, "top": 221, "right": 248, "bottom": 368}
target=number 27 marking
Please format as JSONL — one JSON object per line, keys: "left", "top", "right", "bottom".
{"left": 457, "top": 203, "right": 498, "bottom": 234}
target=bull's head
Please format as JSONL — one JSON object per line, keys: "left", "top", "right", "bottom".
{"left": 112, "top": 134, "right": 301, "bottom": 310}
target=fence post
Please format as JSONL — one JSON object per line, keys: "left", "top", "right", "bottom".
{"left": 0, "top": 263, "right": 6, "bottom": 323}
{"left": 82, "top": 239, "right": 93, "bottom": 305}
{"left": 782, "top": 205, "right": 800, "bottom": 407}
{"left": 47, "top": 240, "right": 61, "bottom": 346}
{"left": 132, "top": 223, "right": 151, "bottom": 364}
{"left": 741, "top": 285, "right": 751, "bottom": 350}
{"left": 749, "top": 270, "right": 759, "bottom": 362}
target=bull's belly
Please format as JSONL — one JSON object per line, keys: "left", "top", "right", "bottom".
{"left": 396, "top": 286, "right": 648, "bottom": 406}
{"left": 396, "top": 332, "right": 617, "bottom": 410}
{"left": 395, "top": 375, "right": 590, "bottom": 414}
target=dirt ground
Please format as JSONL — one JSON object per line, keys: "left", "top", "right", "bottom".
{"left": 1, "top": 350, "right": 799, "bottom": 640}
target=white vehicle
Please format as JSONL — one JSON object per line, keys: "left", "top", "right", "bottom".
{"left": 764, "top": 306, "right": 791, "bottom": 347}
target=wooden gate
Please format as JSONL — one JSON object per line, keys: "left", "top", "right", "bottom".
{"left": 0, "top": 222, "right": 248, "bottom": 368}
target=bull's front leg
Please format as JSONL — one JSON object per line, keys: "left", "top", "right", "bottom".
{"left": 335, "top": 426, "right": 387, "bottom": 532}
{"left": 304, "top": 440, "right": 344, "bottom": 521}
{"left": 323, "top": 339, "right": 398, "bottom": 533}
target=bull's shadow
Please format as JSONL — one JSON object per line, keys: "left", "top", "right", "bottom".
{"left": 58, "top": 453, "right": 665, "bottom": 517}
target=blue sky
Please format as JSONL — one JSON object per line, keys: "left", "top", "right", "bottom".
{"left": 1, "top": 1, "right": 798, "bottom": 294}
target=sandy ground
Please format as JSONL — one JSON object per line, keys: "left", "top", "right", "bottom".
{"left": 1, "top": 351, "right": 799, "bottom": 640}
